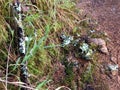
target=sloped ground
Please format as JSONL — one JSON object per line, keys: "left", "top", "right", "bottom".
{"left": 77, "top": 0, "right": 120, "bottom": 90}
{"left": 0, "top": 0, "right": 120, "bottom": 90}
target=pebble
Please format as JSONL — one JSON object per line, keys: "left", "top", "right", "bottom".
{"left": 110, "top": 57, "right": 117, "bottom": 64}
{"left": 107, "top": 64, "right": 118, "bottom": 76}
{"left": 89, "top": 38, "right": 109, "bottom": 54}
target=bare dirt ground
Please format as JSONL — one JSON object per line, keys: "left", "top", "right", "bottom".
{"left": 77, "top": 0, "right": 120, "bottom": 90}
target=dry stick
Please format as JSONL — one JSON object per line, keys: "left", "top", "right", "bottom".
{"left": 5, "top": 37, "right": 13, "bottom": 90}
{"left": 0, "top": 78, "right": 34, "bottom": 90}
{"left": 55, "top": 86, "right": 71, "bottom": 90}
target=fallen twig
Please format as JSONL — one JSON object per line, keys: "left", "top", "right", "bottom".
{"left": 0, "top": 78, "right": 34, "bottom": 90}
{"left": 6, "top": 34, "right": 13, "bottom": 90}
{"left": 55, "top": 86, "right": 71, "bottom": 90}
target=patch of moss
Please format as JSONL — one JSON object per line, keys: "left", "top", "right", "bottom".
{"left": 81, "top": 62, "right": 94, "bottom": 83}
{"left": 61, "top": 57, "right": 75, "bottom": 89}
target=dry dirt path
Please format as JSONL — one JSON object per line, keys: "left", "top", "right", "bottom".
{"left": 77, "top": 0, "right": 120, "bottom": 90}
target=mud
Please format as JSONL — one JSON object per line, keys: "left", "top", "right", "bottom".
{"left": 77, "top": 0, "right": 120, "bottom": 90}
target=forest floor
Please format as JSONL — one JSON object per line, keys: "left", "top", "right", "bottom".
{"left": 0, "top": 0, "right": 120, "bottom": 90}
{"left": 77, "top": 0, "right": 120, "bottom": 90}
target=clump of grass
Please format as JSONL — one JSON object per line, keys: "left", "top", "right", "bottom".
{"left": 16, "top": 0, "right": 80, "bottom": 88}
{"left": 0, "top": 0, "right": 8, "bottom": 44}
{"left": 81, "top": 62, "right": 94, "bottom": 83}
{"left": 22, "top": 0, "right": 81, "bottom": 77}
{"left": 0, "top": 17, "right": 8, "bottom": 43}
{"left": 61, "top": 57, "right": 75, "bottom": 89}
{"left": 0, "top": 0, "right": 90, "bottom": 89}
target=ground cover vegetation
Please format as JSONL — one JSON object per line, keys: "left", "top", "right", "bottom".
{"left": 0, "top": 0, "right": 108, "bottom": 90}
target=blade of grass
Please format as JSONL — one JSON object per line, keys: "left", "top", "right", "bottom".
{"left": 35, "top": 79, "right": 51, "bottom": 90}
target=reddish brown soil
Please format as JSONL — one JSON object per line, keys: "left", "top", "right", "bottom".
{"left": 77, "top": 0, "right": 120, "bottom": 90}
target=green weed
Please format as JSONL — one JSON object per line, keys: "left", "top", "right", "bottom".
{"left": 0, "top": 0, "right": 89, "bottom": 89}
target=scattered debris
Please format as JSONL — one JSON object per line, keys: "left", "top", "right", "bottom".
{"left": 79, "top": 42, "right": 93, "bottom": 60}
{"left": 60, "top": 34, "right": 109, "bottom": 60}
{"left": 108, "top": 64, "right": 118, "bottom": 71}
{"left": 107, "top": 64, "right": 118, "bottom": 75}
{"left": 89, "top": 38, "right": 109, "bottom": 54}
{"left": 89, "top": 29, "right": 96, "bottom": 33}
{"left": 60, "top": 34, "right": 94, "bottom": 60}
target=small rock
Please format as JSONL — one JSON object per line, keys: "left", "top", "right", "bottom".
{"left": 89, "top": 38, "right": 105, "bottom": 46}
{"left": 108, "top": 64, "right": 118, "bottom": 71}
{"left": 111, "top": 70, "right": 118, "bottom": 76}
{"left": 100, "top": 46, "right": 109, "bottom": 55}
{"left": 89, "top": 38, "right": 109, "bottom": 54}
{"left": 110, "top": 57, "right": 117, "bottom": 64}
{"left": 89, "top": 29, "right": 96, "bottom": 33}
{"left": 103, "top": 31, "right": 108, "bottom": 36}
{"left": 108, "top": 64, "right": 118, "bottom": 75}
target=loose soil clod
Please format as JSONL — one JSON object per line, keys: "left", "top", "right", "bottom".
{"left": 89, "top": 38, "right": 109, "bottom": 55}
